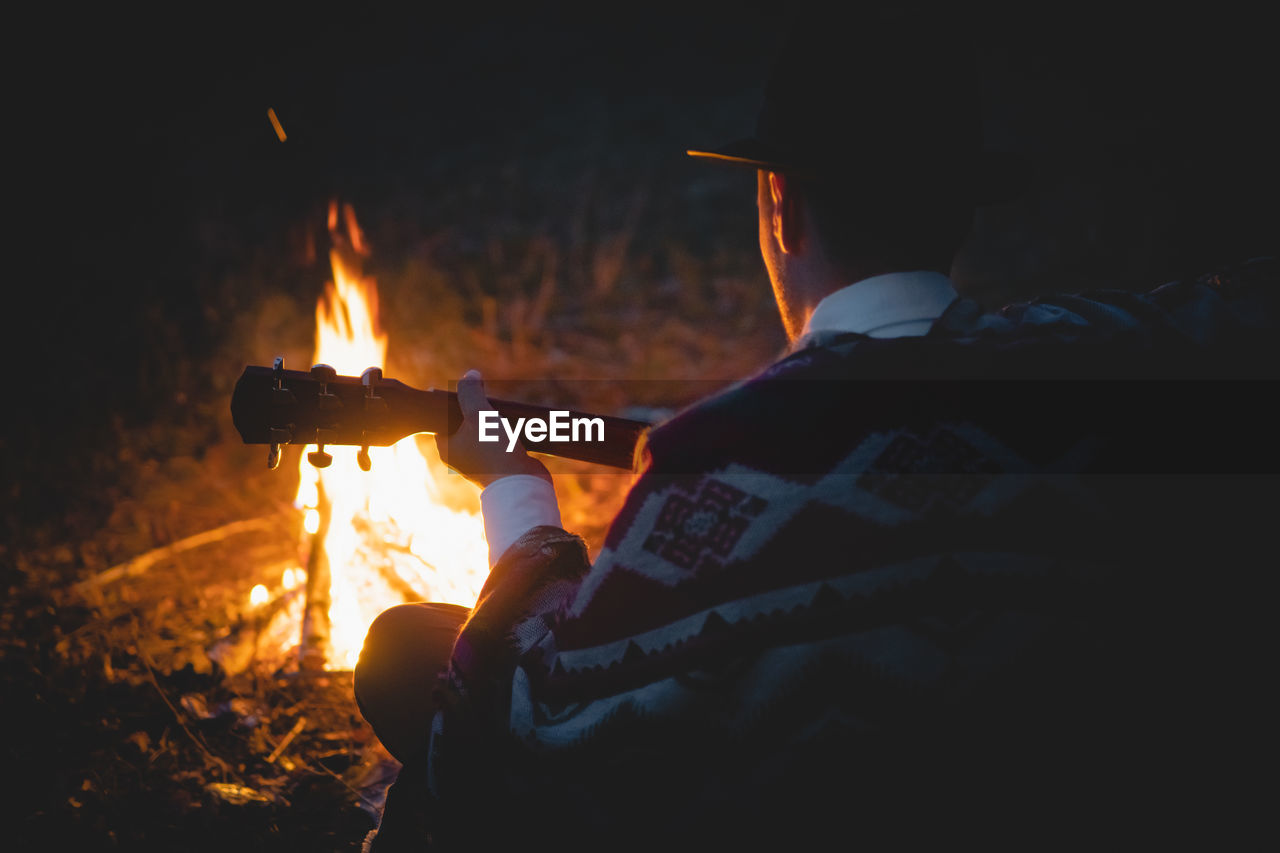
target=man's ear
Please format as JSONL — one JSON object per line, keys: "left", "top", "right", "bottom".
{"left": 769, "top": 171, "right": 804, "bottom": 255}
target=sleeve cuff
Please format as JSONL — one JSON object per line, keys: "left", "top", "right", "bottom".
{"left": 479, "top": 475, "right": 563, "bottom": 567}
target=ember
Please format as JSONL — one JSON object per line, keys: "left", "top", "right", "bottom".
{"left": 266, "top": 107, "right": 287, "bottom": 142}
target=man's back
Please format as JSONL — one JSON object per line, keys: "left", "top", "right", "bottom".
{"left": 422, "top": 259, "right": 1277, "bottom": 847}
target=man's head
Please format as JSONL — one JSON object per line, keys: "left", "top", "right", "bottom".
{"left": 690, "top": 12, "right": 1023, "bottom": 339}
{"left": 757, "top": 168, "right": 976, "bottom": 339}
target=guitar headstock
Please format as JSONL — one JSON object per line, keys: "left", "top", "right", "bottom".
{"left": 231, "top": 358, "right": 451, "bottom": 470}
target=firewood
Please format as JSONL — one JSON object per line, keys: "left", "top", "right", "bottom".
{"left": 266, "top": 715, "right": 307, "bottom": 764}
{"left": 73, "top": 517, "right": 283, "bottom": 592}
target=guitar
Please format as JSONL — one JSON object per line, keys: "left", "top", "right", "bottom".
{"left": 231, "top": 359, "right": 650, "bottom": 471}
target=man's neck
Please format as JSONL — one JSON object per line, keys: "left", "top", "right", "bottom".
{"left": 781, "top": 264, "right": 948, "bottom": 344}
{"left": 792, "top": 270, "right": 959, "bottom": 346}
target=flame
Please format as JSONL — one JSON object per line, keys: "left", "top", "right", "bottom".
{"left": 293, "top": 203, "right": 489, "bottom": 669}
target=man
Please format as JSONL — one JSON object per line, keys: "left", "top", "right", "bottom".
{"left": 356, "top": 17, "right": 1276, "bottom": 850}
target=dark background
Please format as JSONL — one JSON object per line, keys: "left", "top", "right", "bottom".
{"left": 2, "top": 7, "right": 1276, "bottom": 849}
{"left": 6, "top": 6, "right": 1278, "bottom": 546}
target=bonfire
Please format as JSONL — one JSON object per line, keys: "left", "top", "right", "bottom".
{"left": 289, "top": 202, "right": 489, "bottom": 671}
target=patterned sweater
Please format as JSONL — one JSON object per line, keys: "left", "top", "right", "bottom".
{"left": 414, "top": 259, "right": 1277, "bottom": 849}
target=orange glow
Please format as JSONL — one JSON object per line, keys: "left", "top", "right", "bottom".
{"left": 292, "top": 203, "right": 488, "bottom": 669}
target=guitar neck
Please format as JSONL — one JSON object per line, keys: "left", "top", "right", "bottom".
{"left": 231, "top": 365, "right": 649, "bottom": 470}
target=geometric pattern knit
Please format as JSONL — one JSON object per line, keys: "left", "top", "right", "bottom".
{"left": 413, "top": 258, "right": 1278, "bottom": 850}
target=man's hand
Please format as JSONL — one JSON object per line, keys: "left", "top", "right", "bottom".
{"left": 434, "top": 370, "right": 552, "bottom": 489}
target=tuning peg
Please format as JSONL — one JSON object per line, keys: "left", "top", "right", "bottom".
{"left": 307, "top": 427, "right": 335, "bottom": 469}
{"left": 271, "top": 356, "right": 296, "bottom": 405}
{"left": 356, "top": 429, "right": 373, "bottom": 471}
{"left": 311, "top": 363, "right": 342, "bottom": 413}
{"left": 362, "top": 367, "right": 387, "bottom": 412}
{"left": 266, "top": 427, "right": 291, "bottom": 470}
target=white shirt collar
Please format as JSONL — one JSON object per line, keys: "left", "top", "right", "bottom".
{"left": 798, "top": 270, "right": 959, "bottom": 344}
